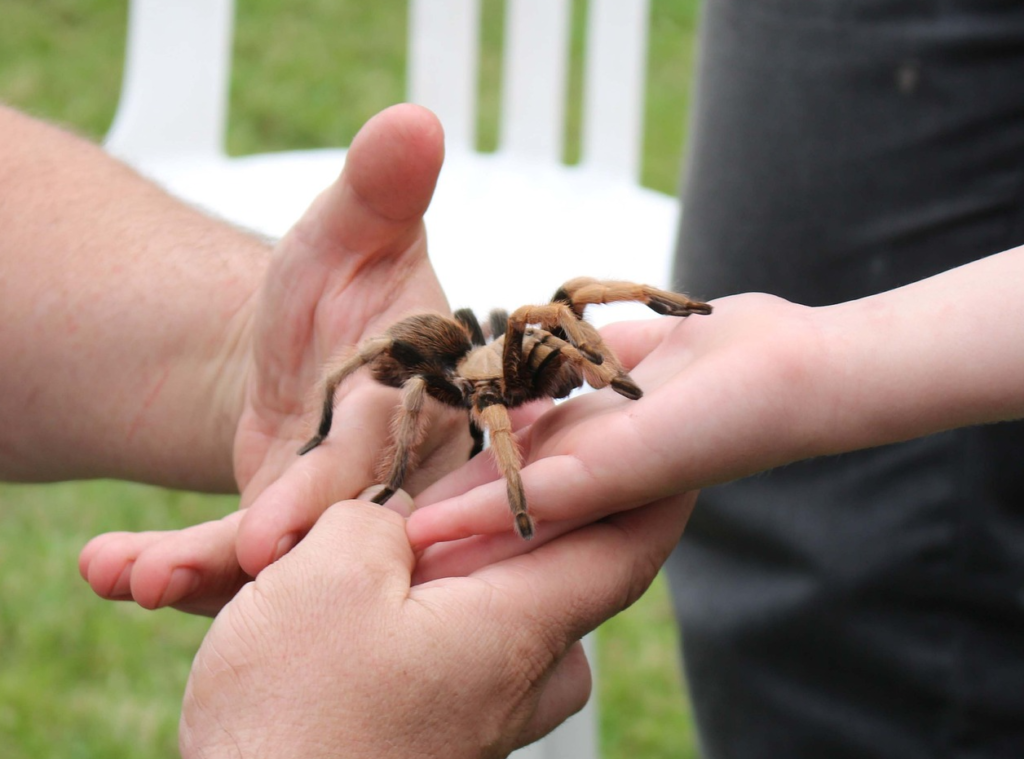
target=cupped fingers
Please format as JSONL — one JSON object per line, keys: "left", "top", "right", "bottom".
{"left": 236, "top": 435, "right": 412, "bottom": 577}
{"left": 80, "top": 512, "right": 249, "bottom": 616}
{"left": 80, "top": 530, "right": 171, "bottom": 601}
{"left": 128, "top": 512, "right": 250, "bottom": 616}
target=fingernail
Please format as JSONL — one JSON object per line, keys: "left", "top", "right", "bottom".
{"left": 158, "top": 568, "right": 200, "bottom": 608}
{"left": 108, "top": 561, "right": 134, "bottom": 598}
{"left": 273, "top": 532, "right": 299, "bottom": 562}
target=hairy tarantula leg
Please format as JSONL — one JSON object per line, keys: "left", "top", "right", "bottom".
{"left": 373, "top": 375, "right": 429, "bottom": 506}
{"left": 554, "top": 277, "right": 713, "bottom": 318}
{"left": 562, "top": 338, "right": 644, "bottom": 400}
{"left": 586, "top": 342, "right": 644, "bottom": 400}
{"left": 475, "top": 402, "right": 534, "bottom": 540}
{"left": 489, "top": 308, "right": 509, "bottom": 339}
{"left": 610, "top": 375, "right": 643, "bottom": 400}
{"left": 454, "top": 308, "right": 486, "bottom": 347}
{"left": 468, "top": 418, "right": 485, "bottom": 458}
{"left": 506, "top": 304, "right": 605, "bottom": 364}
{"left": 298, "top": 337, "right": 391, "bottom": 455}
{"left": 501, "top": 312, "right": 531, "bottom": 386}
{"left": 529, "top": 327, "right": 644, "bottom": 401}
{"left": 500, "top": 309, "right": 572, "bottom": 394}
{"left": 371, "top": 486, "right": 397, "bottom": 506}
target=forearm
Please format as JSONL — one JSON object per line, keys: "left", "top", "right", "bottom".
{"left": 0, "top": 105, "right": 267, "bottom": 490}
{"left": 814, "top": 244, "right": 1024, "bottom": 454}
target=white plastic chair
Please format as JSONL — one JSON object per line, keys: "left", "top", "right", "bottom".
{"left": 106, "top": 2, "right": 678, "bottom": 756}
{"left": 105, "top": 0, "right": 677, "bottom": 322}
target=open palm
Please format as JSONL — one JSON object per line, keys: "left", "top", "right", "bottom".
{"left": 80, "top": 105, "right": 470, "bottom": 615}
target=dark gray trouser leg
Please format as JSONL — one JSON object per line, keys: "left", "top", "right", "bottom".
{"left": 669, "top": 2, "right": 1024, "bottom": 757}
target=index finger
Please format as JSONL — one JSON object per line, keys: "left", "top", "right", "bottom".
{"left": 407, "top": 391, "right": 680, "bottom": 547}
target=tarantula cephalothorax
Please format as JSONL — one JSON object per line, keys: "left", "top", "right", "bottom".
{"left": 298, "top": 277, "right": 712, "bottom": 539}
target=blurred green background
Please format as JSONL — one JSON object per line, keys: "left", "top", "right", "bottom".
{"left": 0, "top": 1, "right": 703, "bottom": 756}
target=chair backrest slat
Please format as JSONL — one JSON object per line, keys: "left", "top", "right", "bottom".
{"left": 106, "top": 0, "right": 234, "bottom": 164}
{"left": 111, "top": 0, "right": 652, "bottom": 183}
{"left": 408, "top": 0, "right": 481, "bottom": 153}
{"left": 498, "top": 0, "right": 572, "bottom": 163}
{"left": 580, "top": 0, "right": 650, "bottom": 181}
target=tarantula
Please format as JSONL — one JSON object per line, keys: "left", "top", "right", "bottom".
{"left": 298, "top": 277, "right": 712, "bottom": 539}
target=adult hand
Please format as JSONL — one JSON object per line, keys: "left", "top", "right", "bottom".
{"left": 179, "top": 492, "right": 695, "bottom": 759}
{"left": 81, "top": 104, "right": 470, "bottom": 614}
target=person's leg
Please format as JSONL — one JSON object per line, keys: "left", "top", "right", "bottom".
{"left": 669, "top": 2, "right": 1024, "bottom": 757}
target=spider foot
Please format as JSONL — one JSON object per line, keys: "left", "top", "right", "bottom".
{"left": 578, "top": 343, "right": 604, "bottom": 365}
{"left": 514, "top": 512, "right": 536, "bottom": 541}
{"left": 489, "top": 309, "right": 509, "bottom": 339}
{"left": 611, "top": 376, "right": 643, "bottom": 400}
{"left": 645, "top": 291, "right": 713, "bottom": 317}
{"left": 371, "top": 486, "right": 397, "bottom": 506}
{"left": 297, "top": 435, "right": 325, "bottom": 455}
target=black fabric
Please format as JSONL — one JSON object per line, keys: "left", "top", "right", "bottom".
{"left": 668, "top": 1, "right": 1024, "bottom": 757}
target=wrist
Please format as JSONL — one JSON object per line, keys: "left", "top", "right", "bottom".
{"left": 0, "top": 105, "right": 272, "bottom": 489}
{"left": 812, "top": 275, "right": 989, "bottom": 456}
{"left": 751, "top": 298, "right": 847, "bottom": 465}
{"left": 197, "top": 290, "right": 261, "bottom": 493}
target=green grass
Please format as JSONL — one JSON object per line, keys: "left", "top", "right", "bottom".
{"left": 599, "top": 574, "right": 699, "bottom": 759}
{"left": 0, "top": 1, "right": 702, "bottom": 756}
{"left": 0, "top": 482, "right": 232, "bottom": 759}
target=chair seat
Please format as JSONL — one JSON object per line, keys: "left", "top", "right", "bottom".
{"left": 139, "top": 149, "right": 679, "bottom": 327}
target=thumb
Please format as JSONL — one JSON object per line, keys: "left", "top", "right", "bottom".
{"left": 290, "top": 102, "right": 446, "bottom": 258}
{"left": 281, "top": 499, "right": 415, "bottom": 595}
{"left": 247, "top": 103, "right": 446, "bottom": 414}
{"left": 181, "top": 500, "right": 415, "bottom": 757}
